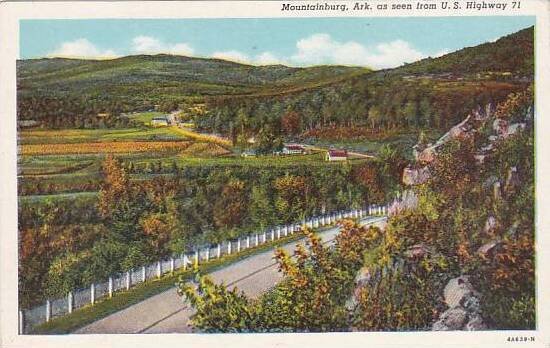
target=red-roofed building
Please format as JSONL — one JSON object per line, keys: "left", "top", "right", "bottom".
{"left": 325, "top": 149, "right": 348, "bottom": 161}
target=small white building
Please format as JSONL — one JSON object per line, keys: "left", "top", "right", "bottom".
{"left": 282, "top": 144, "right": 305, "bottom": 155}
{"left": 151, "top": 117, "right": 169, "bottom": 127}
{"left": 241, "top": 149, "right": 257, "bottom": 158}
{"left": 325, "top": 149, "right": 348, "bottom": 161}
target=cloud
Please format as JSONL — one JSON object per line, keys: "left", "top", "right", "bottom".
{"left": 290, "top": 33, "right": 440, "bottom": 69}
{"left": 212, "top": 50, "right": 284, "bottom": 65}
{"left": 255, "top": 52, "right": 283, "bottom": 65}
{"left": 48, "top": 38, "right": 118, "bottom": 59}
{"left": 211, "top": 50, "right": 251, "bottom": 63}
{"left": 131, "top": 35, "right": 194, "bottom": 56}
{"left": 432, "top": 49, "right": 450, "bottom": 58}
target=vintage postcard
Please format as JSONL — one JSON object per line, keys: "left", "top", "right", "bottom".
{"left": 1, "top": 0, "right": 549, "bottom": 347}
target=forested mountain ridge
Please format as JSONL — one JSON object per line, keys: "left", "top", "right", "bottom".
{"left": 199, "top": 27, "right": 533, "bottom": 144}
{"left": 18, "top": 54, "right": 368, "bottom": 98}
{"left": 386, "top": 26, "right": 534, "bottom": 77}
{"left": 17, "top": 26, "right": 533, "bottom": 136}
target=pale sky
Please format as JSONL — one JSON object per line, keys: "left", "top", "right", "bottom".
{"left": 20, "top": 17, "right": 535, "bottom": 69}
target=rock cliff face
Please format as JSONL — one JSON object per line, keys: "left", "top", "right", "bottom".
{"left": 375, "top": 93, "right": 534, "bottom": 331}
{"left": 402, "top": 102, "right": 533, "bottom": 187}
{"left": 432, "top": 276, "right": 486, "bottom": 331}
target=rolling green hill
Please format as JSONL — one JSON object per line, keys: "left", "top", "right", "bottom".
{"left": 17, "top": 26, "right": 533, "bottom": 134}
{"left": 17, "top": 54, "right": 369, "bottom": 126}
{"left": 17, "top": 54, "right": 368, "bottom": 97}
{"left": 198, "top": 26, "right": 534, "bottom": 141}
{"left": 389, "top": 26, "right": 534, "bottom": 77}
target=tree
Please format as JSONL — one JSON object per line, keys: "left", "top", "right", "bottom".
{"left": 98, "top": 155, "right": 130, "bottom": 219}
{"left": 140, "top": 213, "right": 173, "bottom": 258}
{"left": 213, "top": 179, "right": 247, "bottom": 229}
{"left": 249, "top": 186, "right": 274, "bottom": 229}
{"left": 403, "top": 101, "right": 417, "bottom": 128}
{"left": 368, "top": 105, "right": 382, "bottom": 130}
{"left": 98, "top": 155, "right": 147, "bottom": 242}
{"left": 178, "top": 270, "right": 258, "bottom": 332}
{"left": 274, "top": 175, "right": 308, "bottom": 222}
{"left": 353, "top": 164, "right": 385, "bottom": 203}
{"left": 281, "top": 110, "right": 301, "bottom": 136}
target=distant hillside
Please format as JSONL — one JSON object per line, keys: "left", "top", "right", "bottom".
{"left": 392, "top": 26, "right": 534, "bottom": 77}
{"left": 17, "top": 26, "right": 533, "bottom": 133}
{"left": 17, "top": 54, "right": 367, "bottom": 97}
{"left": 17, "top": 54, "right": 368, "bottom": 126}
{"left": 199, "top": 26, "right": 534, "bottom": 141}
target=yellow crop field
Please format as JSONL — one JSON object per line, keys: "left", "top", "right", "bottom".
{"left": 20, "top": 141, "right": 191, "bottom": 155}
{"left": 181, "top": 142, "right": 232, "bottom": 157}
{"left": 169, "top": 127, "right": 232, "bottom": 148}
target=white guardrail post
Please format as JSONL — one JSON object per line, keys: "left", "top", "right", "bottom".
{"left": 91, "top": 283, "right": 95, "bottom": 305}
{"left": 19, "top": 310, "right": 24, "bottom": 334}
{"left": 68, "top": 291, "right": 73, "bottom": 314}
{"left": 46, "top": 299, "right": 51, "bottom": 322}
{"left": 217, "top": 244, "right": 221, "bottom": 258}
{"left": 108, "top": 276, "right": 113, "bottom": 298}
{"left": 126, "top": 271, "right": 131, "bottom": 290}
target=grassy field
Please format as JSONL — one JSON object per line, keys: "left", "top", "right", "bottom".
{"left": 306, "top": 130, "right": 442, "bottom": 159}
{"left": 132, "top": 152, "right": 364, "bottom": 169}
{"left": 19, "top": 191, "right": 99, "bottom": 204}
{"left": 127, "top": 111, "right": 166, "bottom": 125}
{"left": 17, "top": 124, "right": 342, "bottom": 197}
{"left": 19, "top": 127, "right": 187, "bottom": 144}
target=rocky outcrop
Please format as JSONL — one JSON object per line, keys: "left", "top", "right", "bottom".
{"left": 504, "top": 166, "right": 520, "bottom": 195}
{"left": 404, "top": 244, "right": 430, "bottom": 259}
{"left": 484, "top": 215, "right": 502, "bottom": 237}
{"left": 414, "top": 115, "right": 475, "bottom": 166}
{"left": 402, "top": 99, "right": 531, "bottom": 187}
{"left": 388, "top": 190, "right": 419, "bottom": 216}
{"left": 402, "top": 166, "right": 431, "bottom": 186}
{"left": 432, "top": 276, "right": 486, "bottom": 331}
{"left": 477, "top": 240, "right": 501, "bottom": 258}
{"left": 345, "top": 266, "right": 371, "bottom": 311}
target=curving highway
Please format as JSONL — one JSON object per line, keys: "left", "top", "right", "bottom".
{"left": 75, "top": 216, "right": 387, "bottom": 334}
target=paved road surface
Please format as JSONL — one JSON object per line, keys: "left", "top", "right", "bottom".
{"left": 75, "top": 216, "right": 386, "bottom": 334}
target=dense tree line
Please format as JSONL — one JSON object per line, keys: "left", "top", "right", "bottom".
{"left": 19, "top": 151, "right": 405, "bottom": 308}
{"left": 17, "top": 95, "right": 142, "bottom": 129}
{"left": 200, "top": 76, "right": 526, "bottom": 146}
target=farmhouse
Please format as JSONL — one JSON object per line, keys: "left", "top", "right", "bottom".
{"left": 241, "top": 149, "right": 257, "bottom": 158}
{"left": 282, "top": 144, "right": 305, "bottom": 155}
{"left": 151, "top": 117, "right": 169, "bottom": 127}
{"left": 325, "top": 149, "right": 348, "bottom": 161}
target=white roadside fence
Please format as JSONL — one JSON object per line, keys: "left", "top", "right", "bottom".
{"left": 19, "top": 204, "right": 388, "bottom": 334}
